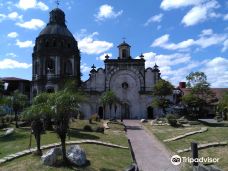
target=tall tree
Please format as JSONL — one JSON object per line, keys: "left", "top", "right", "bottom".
{"left": 218, "top": 91, "right": 228, "bottom": 120}
{"left": 183, "top": 72, "right": 214, "bottom": 118}
{"left": 8, "top": 90, "right": 28, "bottom": 128}
{"left": 22, "top": 93, "right": 51, "bottom": 155}
{"left": 152, "top": 79, "right": 174, "bottom": 115}
{"left": 0, "top": 80, "right": 4, "bottom": 96}
{"left": 48, "top": 82, "right": 85, "bottom": 163}
{"left": 101, "top": 90, "right": 118, "bottom": 119}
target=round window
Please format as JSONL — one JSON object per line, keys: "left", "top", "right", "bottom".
{"left": 122, "top": 82, "right": 128, "bottom": 89}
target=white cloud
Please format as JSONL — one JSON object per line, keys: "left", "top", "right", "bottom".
{"left": 144, "top": 13, "right": 163, "bottom": 26}
{"left": 0, "top": 12, "right": 23, "bottom": 23}
{"left": 152, "top": 34, "right": 170, "bottom": 47}
{"left": 135, "top": 52, "right": 228, "bottom": 87}
{"left": 7, "top": 32, "right": 18, "bottom": 38}
{"left": 196, "top": 31, "right": 227, "bottom": 48}
{"left": 224, "top": 14, "right": 228, "bottom": 20}
{"left": 16, "top": 19, "right": 45, "bottom": 30}
{"left": 138, "top": 52, "right": 191, "bottom": 69}
{"left": 136, "top": 52, "right": 199, "bottom": 86}
{"left": 0, "top": 14, "right": 6, "bottom": 22}
{"left": 16, "top": 39, "right": 34, "bottom": 48}
{"left": 182, "top": 0, "right": 220, "bottom": 26}
{"left": 6, "top": 53, "right": 17, "bottom": 58}
{"left": 95, "top": 4, "right": 123, "bottom": 21}
{"left": 160, "top": 0, "right": 202, "bottom": 10}
{"left": 7, "top": 12, "right": 23, "bottom": 21}
{"left": 17, "top": 0, "right": 49, "bottom": 11}
{"left": 76, "top": 31, "right": 113, "bottom": 55}
{"left": 151, "top": 29, "right": 227, "bottom": 51}
{"left": 222, "top": 39, "right": 228, "bottom": 52}
{"left": 161, "top": 0, "right": 221, "bottom": 26}
{"left": 202, "top": 57, "right": 228, "bottom": 87}
{"left": 96, "top": 53, "right": 112, "bottom": 61}
{"left": 81, "top": 63, "right": 91, "bottom": 74}
{"left": 0, "top": 58, "right": 32, "bottom": 69}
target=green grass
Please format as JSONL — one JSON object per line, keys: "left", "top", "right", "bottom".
{"left": 143, "top": 122, "right": 228, "bottom": 171}
{"left": 0, "top": 144, "right": 131, "bottom": 171}
{"left": 0, "top": 120, "right": 132, "bottom": 170}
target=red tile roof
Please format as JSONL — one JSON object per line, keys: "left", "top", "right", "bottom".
{"left": 1, "top": 77, "right": 30, "bottom": 82}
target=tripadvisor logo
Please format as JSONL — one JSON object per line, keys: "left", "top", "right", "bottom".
{"left": 171, "top": 155, "right": 181, "bottom": 165}
{"left": 170, "top": 155, "right": 220, "bottom": 166}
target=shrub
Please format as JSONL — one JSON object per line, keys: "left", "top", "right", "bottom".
{"left": 83, "top": 125, "right": 93, "bottom": 132}
{"left": 90, "top": 113, "right": 100, "bottom": 122}
{"left": 78, "top": 111, "right": 84, "bottom": 120}
{"left": 166, "top": 114, "right": 178, "bottom": 127}
{"left": 95, "top": 126, "right": 104, "bottom": 133}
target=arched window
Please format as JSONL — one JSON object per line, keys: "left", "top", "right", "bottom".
{"left": 68, "top": 43, "right": 71, "bottom": 48}
{"left": 98, "top": 106, "right": 103, "bottom": 119}
{"left": 33, "top": 89, "right": 37, "bottom": 97}
{"left": 122, "top": 49, "right": 127, "bottom": 58}
{"left": 45, "top": 40, "right": 49, "bottom": 47}
{"left": 46, "top": 87, "right": 54, "bottom": 93}
{"left": 64, "top": 60, "right": 73, "bottom": 75}
{"left": 53, "top": 39, "right": 57, "bottom": 47}
{"left": 46, "top": 58, "right": 55, "bottom": 73}
{"left": 34, "top": 61, "right": 39, "bottom": 75}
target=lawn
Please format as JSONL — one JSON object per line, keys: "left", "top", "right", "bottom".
{"left": 0, "top": 120, "right": 132, "bottom": 171}
{"left": 143, "top": 122, "right": 228, "bottom": 171}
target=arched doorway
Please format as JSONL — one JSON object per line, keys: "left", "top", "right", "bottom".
{"left": 46, "top": 87, "right": 54, "bottom": 93}
{"left": 98, "top": 106, "right": 103, "bottom": 119}
{"left": 147, "top": 106, "right": 154, "bottom": 119}
{"left": 121, "top": 103, "right": 130, "bottom": 119}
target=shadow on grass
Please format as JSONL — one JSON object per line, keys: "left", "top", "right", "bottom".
{"left": 53, "top": 160, "right": 97, "bottom": 171}
{"left": 100, "top": 169, "right": 116, "bottom": 171}
{"left": 68, "top": 129, "right": 100, "bottom": 140}
{"left": 0, "top": 132, "right": 27, "bottom": 142}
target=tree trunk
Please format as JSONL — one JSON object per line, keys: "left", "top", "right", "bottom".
{"left": 109, "top": 104, "right": 112, "bottom": 120}
{"left": 162, "top": 108, "right": 167, "bottom": 115}
{"left": 60, "top": 136, "right": 68, "bottom": 163}
{"left": 34, "top": 133, "right": 42, "bottom": 155}
{"left": 103, "top": 105, "right": 106, "bottom": 120}
{"left": 15, "top": 111, "right": 18, "bottom": 128}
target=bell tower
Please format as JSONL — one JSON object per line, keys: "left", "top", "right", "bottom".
{"left": 32, "top": 7, "right": 80, "bottom": 96}
{"left": 118, "top": 41, "right": 131, "bottom": 59}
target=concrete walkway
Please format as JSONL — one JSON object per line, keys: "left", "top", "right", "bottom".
{"left": 124, "top": 120, "right": 180, "bottom": 171}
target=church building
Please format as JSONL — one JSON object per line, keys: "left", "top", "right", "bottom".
{"left": 32, "top": 7, "right": 161, "bottom": 119}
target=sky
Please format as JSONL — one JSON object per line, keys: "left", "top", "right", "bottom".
{"left": 0, "top": 0, "right": 227, "bottom": 87}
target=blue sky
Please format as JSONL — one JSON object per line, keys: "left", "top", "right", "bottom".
{"left": 0, "top": 0, "right": 227, "bottom": 87}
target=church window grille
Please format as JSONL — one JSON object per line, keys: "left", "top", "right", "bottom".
{"left": 46, "top": 58, "right": 55, "bottom": 73}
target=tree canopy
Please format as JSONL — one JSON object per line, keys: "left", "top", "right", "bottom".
{"left": 152, "top": 79, "right": 174, "bottom": 115}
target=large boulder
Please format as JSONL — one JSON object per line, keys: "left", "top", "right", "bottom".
{"left": 124, "top": 163, "right": 138, "bottom": 171}
{"left": 67, "top": 145, "right": 87, "bottom": 166}
{"left": 41, "top": 147, "right": 62, "bottom": 166}
{"left": 140, "top": 119, "right": 147, "bottom": 123}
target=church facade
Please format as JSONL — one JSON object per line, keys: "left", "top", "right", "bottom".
{"left": 32, "top": 8, "right": 161, "bottom": 119}
{"left": 81, "top": 42, "right": 161, "bottom": 119}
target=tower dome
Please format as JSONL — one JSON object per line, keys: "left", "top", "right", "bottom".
{"left": 32, "top": 8, "right": 81, "bottom": 95}
{"left": 39, "top": 8, "right": 74, "bottom": 38}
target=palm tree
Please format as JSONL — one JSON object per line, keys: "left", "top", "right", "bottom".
{"left": 101, "top": 90, "right": 118, "bottom": 120}
{"left": 22, "top": 93, "right": 51, "bottom": 155}
{"left": 48, "top": 82, "right": 85, "bottom": 163}
{"left": 7, "top": 90, "right": 28, "bottom": 128}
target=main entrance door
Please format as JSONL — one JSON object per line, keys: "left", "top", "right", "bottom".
{"left": 147, "top": 106, "right": 154, "bottom": 119}
{"left": 121, "top": 103, "right": 130, "bottom": 119}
